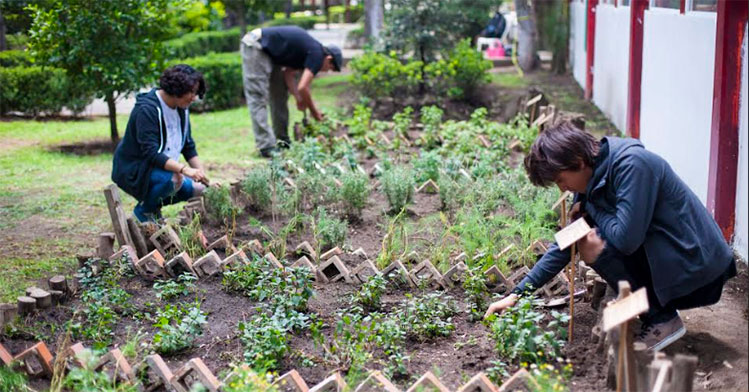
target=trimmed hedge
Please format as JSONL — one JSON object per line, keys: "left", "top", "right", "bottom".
{"left": 164, "top": 28, "right": 241, "bottom": 60}
{"left": 0, "top": 66, "right": 93, "bottom": 116}
{"left": 174, "top": 52, "right": 243, "bottom": 112}
{"left": 0, "top": 50, "right": 33, "bottom": 68}
{"left": 262, "top": 16, "right": 321, "bottom": 30}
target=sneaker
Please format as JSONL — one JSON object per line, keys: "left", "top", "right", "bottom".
{"left": 637, "top": 314, "right": 686, "bottom": 351}
{"left": 260, "top": 147, "right": 279, "bottom": 158}
{"left": 133, "top": 204, "right": 161, "bottom": 223}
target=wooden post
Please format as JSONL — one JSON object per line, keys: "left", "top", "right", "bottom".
{"left": 127, "top": 217, "right": 148, "bottom": 258}
{"left": 670, "top": 354, "right": 698, "bottom": 392}
{"left": 103, "top": 185, "right": 134, "bottom": 250}
{"left": 603, "top": 282, "right": 649, "bottom": 392}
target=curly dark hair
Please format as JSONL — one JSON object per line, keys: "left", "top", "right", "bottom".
{"left": 524, "top": 121, "right": 600, "bottom": 187}
{"left": 159, "top": 64, "right": 206, "bottom": 99}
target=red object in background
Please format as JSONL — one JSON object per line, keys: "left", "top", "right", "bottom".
{"left": 585, "top": 0, "right": 599, "bottom": 100}
{"left": 707, "top": 0, "right": 748, "bottom": 241}
{"left": 626, "top": 0, "right": 648, "bottom": 139}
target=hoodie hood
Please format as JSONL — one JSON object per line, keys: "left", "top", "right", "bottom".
{"left": 587, "top": 137, "right": 645, "bottom": 195}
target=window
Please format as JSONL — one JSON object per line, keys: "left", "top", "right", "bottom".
{"left": 691, "top": 0, "right": 717, "bottom": 12}
{"left": 651, "top": 0, "right": 680, "bottom": 9}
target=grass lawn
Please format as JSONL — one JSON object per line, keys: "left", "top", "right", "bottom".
{"left": 0, "top": 74, "right": 350, "bottom": 301}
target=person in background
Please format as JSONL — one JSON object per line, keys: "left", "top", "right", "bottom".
{"left": 240, "top": 25, "right": 342, "bottom": 158}
{"left": 112, "top": 64, "right": 211, "bottom": 222}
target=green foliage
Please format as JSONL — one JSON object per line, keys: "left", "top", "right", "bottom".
{"left": 223, "top": 365, "right": 279, "bottom": 392}
{"left": 528, "top": 362, "right": 573, "bottom": 392}
{"left": 176, "top": 214, "right": 206, "bottom": 260}
{"left": 164, "top": 28, "right": 241, "bottom": 59}
{"left": 204, "top": 184, "right": 240, "bottom": 224}
{"left": 381, "top": 165, "right": 414, "bottom": 214}
{"left": 351, "top": 274, "right": 387, "bottom": 310}
{"left": 392, "top": 106, "right": 413, "bottom": 138}
{"left": 241, "top": 165, "right": 274, "bottom": 211}
{"left": 313, "top": 207, "right": 348, "bottom": 251}
{"left": 311, "top": 309, "right": 376, "bottom": 374}
{"left": 0, "top": 50, "right": 32, "bottom": 67}
{"left": 398, "top": 292, "right": 457, "bottom": 341}
{"left": 175, "top": 52, "right": 243, "bottom": 111}
{"left": 419, "top": 105, "right": 443, "bottom": 149}
{"left": 70, "top": 258, "right": 134, "bottom": 350}
{"left": 262, "top": 15, "right": 321, "bottom": 30}
{"left": 423, "top": 39, "right": 492, "bottom": 99}
{"left": 0, "top": 365, "right": 28, "bottom": 392}
{"left": 488, "top": 294, "right": 569, "bottom": 365}
{"left": 463, "top": 266, "right": 489, "bottom": 322}
{"left": 152, "top": 300, "right": 207, "bottom": 355}
{"left": 339, "top": 170, "right": 370, "bottom": 219}
{"left": 0, "top": 66, "right": 92, "bottom": 116}
{"left": 174, "top": 0, "right": 226, "bottom": 33}
{"left": 237, "top": 312, "right": 289, "bottom": 371}
{"left": 153, "top": 273, "right": 197, "bottom": 301}
{"left": 348, "top": 50, "right": 422, "bottom": 98}
{"left": 413, "top": 150, "right": 441, "bottom": 183}
{"left": 382, "top": 0, "right": 497, "bottom": 62}
{"left": 64, "top": 349, "right": 138, "bottom": 391}
{"left": 28, "top": 0, "right": 174, "bottom": 139}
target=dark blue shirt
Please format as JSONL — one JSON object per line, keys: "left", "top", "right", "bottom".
{"left": 260, "top": 26, "right": 325, "bottom": 74}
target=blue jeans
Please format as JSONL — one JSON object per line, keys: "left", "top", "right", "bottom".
{"left": 134, "top": 168, "right": 195, "bottom": 220}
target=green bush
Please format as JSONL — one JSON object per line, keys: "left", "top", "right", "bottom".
{"left": 0, "top": 50, "right": 32, "bottom": 67}
{"left": 164, "top": 27, "right": 241, "bottom": 59}
{"left": 340, "top": 170, "right": 370, "bottom": 219}
{"left": 348, "top": 51, "right": 422, "bottom": 98}
{"left": 174, "top": 52, "right": 243, "bottom": 111}
{"left": 313, "top": 207, "right": 348, "bottom": 250}
{"left": 424, "top": 39, "right": 492, "bottom": 99}
{"left": 329, "top": 5, "right": 364, "bottom": 22}
{"left": 0, "top": 65, "right": 92, "bottom": 116}
{"left": 381, "top": 165, "right": 415, "bottom": 214}
{"left": 204, "top": 184, "right": 240, "bottom": 224}
{"left": 241, "top": 166, "right": 274, "bottom": 211}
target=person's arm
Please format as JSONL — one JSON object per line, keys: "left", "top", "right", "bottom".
{"left": 297, "top": 68, "right": 323, "bottom": 121}
{"left": 162, "top": 158, "right": 206, "bottom": 183}
{"left": 284, "top": 68, "right": 304, "bottom": 110}
{"left": 587, "top": 153, "right": 659, "bottom": 255}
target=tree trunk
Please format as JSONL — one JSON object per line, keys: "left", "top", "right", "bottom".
{"left": 324, "top": 0, "right": 330, "bottom": 29}
{"left": 0, "top": 8, "right": 6, "bottom": 52}
{"left": 106, "top": 93, "right": 119, "bottom": 144}
{"left": 344, "top": 0, "right": 350, "bottom": 23}
{"left": 237, "top": 2, "right": 247, "bottom": 38}
{"left": 285, "top": 0, "right": 293, "bottom": 18}
{"left": 551, "top": 0, "right": 570, "bottom": 74}
{"left": 364, "top": 0, "right": 383, "bottom": 39}
{"left": 514, "top": 0, "right": 539, "bottom": 72}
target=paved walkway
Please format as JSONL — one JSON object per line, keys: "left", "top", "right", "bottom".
{"left": 70, "top": 24, "right": 361, "bottom": 117}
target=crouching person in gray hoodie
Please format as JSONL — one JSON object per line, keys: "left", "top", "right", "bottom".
{"left": 112, "top": 65, "right": 211, "bottom": 222}
{"left": 484, "top": 122, "right": 736, "bottom": 352}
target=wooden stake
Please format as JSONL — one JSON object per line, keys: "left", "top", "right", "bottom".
{"left": 560, "top": 197, "right": 576, "bottom": 343}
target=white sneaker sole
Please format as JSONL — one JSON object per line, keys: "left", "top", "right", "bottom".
{"left": 649, "top": 325, "right": 686, "bottom": 352}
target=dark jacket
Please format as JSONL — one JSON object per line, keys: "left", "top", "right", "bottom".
{"left": 517, "top": 137, "right": 733, "bottom": 306}
{"left": 111, "top": 89, "right": 198, "bottom": 201}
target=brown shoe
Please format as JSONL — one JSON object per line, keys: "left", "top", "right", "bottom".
{"left": 637, "top": 314, "right": 686, "bottom": 351}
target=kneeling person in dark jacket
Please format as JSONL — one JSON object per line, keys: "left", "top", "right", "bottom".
{"left": 484, "top": 122, "right": 736, "bottom": 352}
{"left": 112, "top": 65, "right": 210, "bottom": 222}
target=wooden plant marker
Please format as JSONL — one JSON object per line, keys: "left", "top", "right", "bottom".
{"left": 603, "top": 282, "right": 649, "bottom": 392}
{"left": 554, "top": 217, "right": 592, "bottom": 251}
{"left": 559, "top": 196, "right": 577, "bottom": 343}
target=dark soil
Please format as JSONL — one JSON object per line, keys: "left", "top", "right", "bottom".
{"left": 53, "top": 139, "right": 117, "bottom": 156}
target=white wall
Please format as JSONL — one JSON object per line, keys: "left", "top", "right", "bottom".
{"left": 570, "top": 1, "right": 587, "bottom": 88}
{"left": 735, "top": 25, "right": 748, "bottom": 262}
{"left": 592, "top": 4, "right": 631, "bottom": 133}
{"left": 639, "top": 10, "right": 717, "bottom": 204}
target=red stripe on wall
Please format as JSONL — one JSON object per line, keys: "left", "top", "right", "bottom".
{"left": 585, "top": 0, "right": 599, "bottom": 100}
{"left": 707, "top": 0, "right": 748, "bottom": 241}
{"left": 626, "top": 0, "right": 648, "bottom": 139}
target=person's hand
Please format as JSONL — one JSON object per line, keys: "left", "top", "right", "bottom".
{"left": 484, "top": 293, "right": 518, "bottom": 319}
{"left": 295, "top": 97, "right": 305, "bottom": 111}
{"left": 183, "top": 167, "right": 207, "bottom": 184}
{"left": 578, "top": 229, "right": 606, "bottom": 265}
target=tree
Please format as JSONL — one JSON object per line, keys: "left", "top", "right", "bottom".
{"left": 514, "top": 0, "right": 539, "bottom": 72}
{"left": 364, "top": 0, "right": 383, "bottom": 40}
{"left": 222, "top": 0, "right": 280, "bottom": 37}
{"left": 27, "top": 0, "right": 175, "bottom": 144}
{"left": 0, "top": 8, "right": 6, "bottom": 51}
{"left": 381, "top": 0, "right": 496, "bottom": 63}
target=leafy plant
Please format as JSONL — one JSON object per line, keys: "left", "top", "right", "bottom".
{"left": 488, "top": 294, "right": 569, "bottom": 365}
{"left": 463, "top": 266, "right": 489, "bottom": 322}
{"left": 351, "top": 274, "right": 387, "bottom": 310}
{"left": 223, "top": 365, "right": 279, "bottom": 392}
{"left": 176, "top": 213, "right": 206, "bottom": 259}
{"left": 311, "top": 309, "right": 376, "bottom": 374}
{"left": 381, "top": 165, "right": 414, "bottom": 214}
{"left": 413, "top": 150, "right": 441, "bottom": 184}
{"left": 153, "top": 273, "right": 197, "bottom": 301}
{"left": 204, "top": 185, "right": 240, "bottom": 224}
{"left": 238, "top": 312, "right": 289, "bottom": 371}
{"left": 152, "top": 300, "right": 207, "bottom": 355}
{"left": 392, "top": 106, "right": 414, "bottom": 139}
{"left": 528, "top": 362, "right": 573, "bottom": 392}
{"left": 339, "top": 170, "right": 370, "bottom": 219}
{"left": 372, "top": 316, "right": 409, "bottom": 377}
{"left": 0, "top": 365, "right": 28, "bottom": 392}
{"left": 63, "top": 348, "right": 137, "bottom": 391}
{"left": 312, "top": 207, "right": 348, "bottom": 251}
{"left": 241, "top": 165, "right": 273, "bottom": 211}
{"left": 398, "top": 292, "right": 457, "bottom": 341}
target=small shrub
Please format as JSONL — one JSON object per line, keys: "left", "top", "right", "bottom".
{"left": 348, "top": 50, "right": 422, "bottom": 98}
{"left": 238, "top": 312, "right": 289, "bottom": 371}
{"left": 413, "top": 150, "right": 441, "bottom": 184}
{"left": 392, "top": 106, "right": 413, "bottom": 139}
{"left": 340, "top": 170, "right": 369, "bottom": 218}
{"left": 203, "top": 184, "right": 240, "bottom": 224}
{"left": 223, "top": 365, "right": 279, "bottom": 392}
{"left": 0, "top": 65, "right": 92, "bottom": 116}
{"left": 176, "top": 214, "right": 206, "bottom": 259}
{"left": 381, "top": 166, "right": 414, "bottom": 214}
{"left": 419, "top": 105, "right": 443, "bottom": 149}
{"left": 0, "top": 365, "right": 28, "bottom": 391}
{"left": 398, "top": 292, "right": 457, "bottom": 341}
{"left": 241, "top": 165, "right": 273, "bottom": 211}
{"left": 313, "top": 207, "right": 348, "bottom": 251}
{"left": 164, "top": 27, "right": 241, "bottom": 59}
{"left": 351, "top": 274, "right": 386, "bottom": 310}
{"left": 0, "top": 49, "right": 32, "bottom": 67}
{"left": 152, "top": 300, "right": 207, "bottom": 355}
{"left": 463, "top": 266, "right": 489, "bottom": 322}
{"left": 174, "top": 52, "right": 242, "bottom": 111}
{"left": 262, "top": 15, "right": 321, "bottom": 30}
